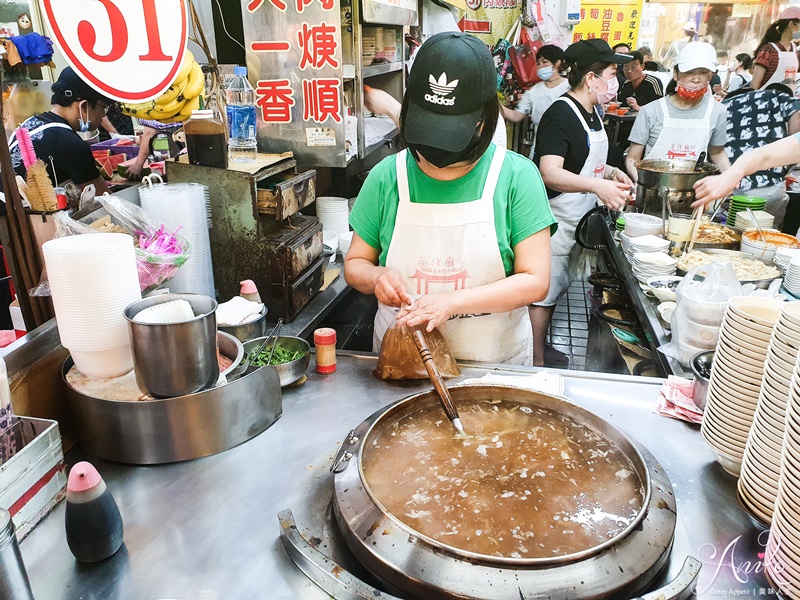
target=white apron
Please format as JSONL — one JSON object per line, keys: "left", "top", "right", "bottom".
{"left": 372, "top": 145, "right": 533, "bottom": 365}
{"left": 535, "top": 97, "right": 607, "bottom": 306}
{"left": 644, "top": 96, "right": 714, "bottom": 162}
{"left": 763, "top": 42, "right": 798, "bottom": 92}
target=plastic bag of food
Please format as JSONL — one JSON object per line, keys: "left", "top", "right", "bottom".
{"left": 659, "top": 262, "right": 742, "bottom": 367}
{"left": 373, "top": 323, "right": 461, "bottom": 380}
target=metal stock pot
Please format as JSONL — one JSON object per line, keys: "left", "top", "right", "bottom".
{"left": 325, "top": 385, "right": 681, "bottom": 599}
{"left": 635, "top": 159, "right": 718, "bottom": 218}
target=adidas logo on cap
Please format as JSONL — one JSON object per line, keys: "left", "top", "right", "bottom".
{"left": 425, "top": 73, "right": 458, "bottom": 106}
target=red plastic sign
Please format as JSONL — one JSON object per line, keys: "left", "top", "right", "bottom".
{"left": 43, "top": 0, "right": 188, "bottom": 102}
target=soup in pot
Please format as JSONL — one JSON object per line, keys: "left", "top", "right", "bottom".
{"left": 362, "top": 398, "right": 644, "bottom": 559}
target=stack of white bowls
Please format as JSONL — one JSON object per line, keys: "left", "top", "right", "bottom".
{"left": 738, "top": 303, "right": 800, "bottom": 525}
{"left": 362, "top": 35, "right": 376, "bottom": 65}
{"left": 44, "top": 233, "right": 142, "bottom": 378}
{"left": 626, "top": 234, "right": 670, "bottom": 264}
{"left": 339, "top": 231, "right": 353, "bottom": 257}
{"left": 732, "top": 210, "right": 773, "bottom": 233}
{"left": 775, "top": 248, "right": 800, "bottom": 274}
{"left": 140, "top": 183, "right": 215, "bottom": 297}
{"left": 740, "top": 229, "right": 799, "bottom": 263}
{"left": 316, "top": 197, "right": 350, "bottom": 237}
{"left": 785, "top": 257, "right": 800, "bottom": 297}
{"left": 323, "top": 230, "right": 338, "bottom": 263}
{"left": 631, "top": 251, "right": 677, "bottom": 284}
{"left": 766, "top": 322, "right": 800, "bottom": 596}
{"left": 701, "top": 296, "right": 783, "bottom": 476}
{"left": 624, "top": 213, "right": 663, "bottom": 237}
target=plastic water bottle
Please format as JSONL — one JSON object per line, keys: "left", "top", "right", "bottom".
{"left": 226, "top": 66, "right": 258, "bottom": 163}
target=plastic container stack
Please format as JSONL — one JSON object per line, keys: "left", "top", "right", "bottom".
{"left": 139, "top": 183, "right": 215, "bottom": 298}
{"left": 43, "top": 233, "right": 142, "bottom": 378}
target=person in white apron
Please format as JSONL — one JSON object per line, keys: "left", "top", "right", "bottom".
{"left": 532, "top": 39, "right": 634, "bottom": 367}
{"left": 345, "top": 32, "right": 557, "bottom": 366}
{"left": 626, "top": 42, "right": 731, "bottom": 182}
{"left": 6, "top": 67, "right": 112, "bottom": 196}
{"left": 751, "top": 8, "right": 800, "bottom": 92}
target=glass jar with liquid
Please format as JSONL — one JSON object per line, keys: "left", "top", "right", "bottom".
{"left": 185, "top": 110, "right": 228, "bottom": 169}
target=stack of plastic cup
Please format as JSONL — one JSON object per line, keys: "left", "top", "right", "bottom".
{"left": 139, "top": 183, "right": 215, "bottom": 297}
{"left": 43, "top": 233, "right": 142, "bottom": 378}
{"left": 316, "top": 196, "right": 350, "bottom": 236}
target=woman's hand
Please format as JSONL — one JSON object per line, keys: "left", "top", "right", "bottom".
{"left": 593, "top": 179, "right": 631, "bottom": 210}
{"left": 692, "top": 168, "right": 743, "bottom": 207}
{"left": 395, "top": 293, "right": 455, "bottom": 331}
{"left": 374, "top": 268, "right": 413, "bottom": 308}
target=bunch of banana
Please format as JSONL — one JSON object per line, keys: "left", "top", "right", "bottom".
{"left": 121, "top": 50, "right": 205, "bottom": 123}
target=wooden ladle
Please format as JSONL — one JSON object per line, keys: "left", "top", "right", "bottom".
{"left": 412, "top": 329, "right": 465, "bottom": 435}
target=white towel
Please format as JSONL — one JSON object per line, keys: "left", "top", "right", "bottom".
{"left": 216, "top": 296, "right": 265, "bottom": 326}
{"left": 458, "top": 371, "right": 565, "bottom": 397}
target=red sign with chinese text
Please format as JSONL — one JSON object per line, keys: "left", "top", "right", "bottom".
{"left": 42, "top": 0, "right": 188, "bottom": 102}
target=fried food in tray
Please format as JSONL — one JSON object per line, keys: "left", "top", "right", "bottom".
{"left": 693, "top": 222, "right": 740, "bottom": 245}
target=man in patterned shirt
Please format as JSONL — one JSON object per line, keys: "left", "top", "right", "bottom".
{"left": 722, "top": 84, "right": 800, "bottom": 228}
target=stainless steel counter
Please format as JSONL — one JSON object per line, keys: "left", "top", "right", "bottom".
{"left": 600, "top": 221, "right": 691, "bottom": 378}
{"left": 20, "top": 355, "right": 770, "bottom": 599}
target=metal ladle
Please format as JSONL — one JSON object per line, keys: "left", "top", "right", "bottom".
{"left": 411, "top": 329, "right": 465, "bottom": 435}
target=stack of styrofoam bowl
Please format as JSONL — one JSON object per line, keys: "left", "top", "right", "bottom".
{"left": 786, "top": 257, "right": 800, "bottom": 297}
{"left": 339, "top": 231, "right": 353, "bottom": 257}
{"left": 44, "top": 233, "right": 142, "bottom": 379}
{"left": 140, "top": 183, "right": 215, "bottom": 297}
{"left": 630, "top": 251, "right": 677, "bottom": 284}
{"left": 766, "top": 308, "right": 800, "bottom": 596}
{"left": 323, "top": 230, "right": 338, "bottom": 263}
{"left": 731, "top": 207, "right": 772, "bottom": 233}
{"left": 362, "top": 36, "right": 376, "bottom": 65}
{"left": 626, "top": 234, "right": 670, "bottom": 264}
{"left": 317, "top": 197, "right": 350, "bottom": 238}
{"left": 624, "top": 213, "right": 663, "bottom": 237}
{"left": 775, "top": 248, "right": 800, "bottom": 275}
{"left": 738, "top": 303, "right": 800, "bottom": 525}
{"left": 702, "top": 296, "right": 783, "bottom": 477}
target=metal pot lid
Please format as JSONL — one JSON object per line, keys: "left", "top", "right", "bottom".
{"left": 332, "top": 385, "right": 677, "bottom": 600}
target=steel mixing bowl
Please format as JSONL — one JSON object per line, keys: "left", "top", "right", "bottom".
{"left": 243, "top": 335, "right": 310, "bottom": 387}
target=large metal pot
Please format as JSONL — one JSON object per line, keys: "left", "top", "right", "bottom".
{"left": 330, "top": 385, "right": 678, "bottom": 599}
{"left": 635, "top": 159, "right": 718, "bottom": 217}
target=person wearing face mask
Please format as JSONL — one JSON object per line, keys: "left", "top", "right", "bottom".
{"left": 751, "top": 8, "right": 800, "bottom": 92}
{"left": 6, "top": 67, "right": 113, "bottom": 195}
{"left": 532, "top": 39, "right": 634, "bottom": 367}
{"left": 345, "top": 32, "right": 557, "bottom": 365}
{"left": 501, "top": 45, "right": 570, "bottom": 155}
{"left": 726, "top": 54, "right": 753, "bottom": 94}
{"left": 625, "top": 42, "right": 730, "bottom": 183}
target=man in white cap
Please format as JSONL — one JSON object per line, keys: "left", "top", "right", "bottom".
{"left": 664, "top": 21, "right": 697, "bottom": 69}
{"left": 626, "top": 41, "right": 730, "bottom": 182}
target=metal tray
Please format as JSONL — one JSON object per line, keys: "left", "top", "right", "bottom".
{"left": 677, "top": 249, "right": 780, "bottom": 289}
{"left": 63, "top": 358, "right": 282, "bottom": 465}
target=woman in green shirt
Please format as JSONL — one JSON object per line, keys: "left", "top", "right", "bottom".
{"left": 345, "top": 32, "right": 556, "bottom": 366}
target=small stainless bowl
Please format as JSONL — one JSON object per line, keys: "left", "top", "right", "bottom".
{"left": 218, "top": 307, "right": 268, "bottom": 342}
{"left": 243, "top": 335, "right": 310, "bottom": 387}
{"left": 691, "top": 350, "right": 714, "bottom": 411}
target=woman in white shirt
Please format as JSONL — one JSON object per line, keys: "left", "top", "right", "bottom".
{"left": 502, "top": 45, "right": 571, "bottom": 154}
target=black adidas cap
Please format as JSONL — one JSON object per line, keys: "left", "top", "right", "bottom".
{"left": 404, "top": 32, "right": 496, "bottom": 152}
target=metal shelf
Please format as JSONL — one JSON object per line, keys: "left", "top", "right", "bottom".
{"left": 362, "top": 62, "right": 403, "bottom": 78}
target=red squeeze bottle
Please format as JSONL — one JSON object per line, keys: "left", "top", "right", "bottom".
{"left": 314, "top": 328, "right": 337, "bottom": 374}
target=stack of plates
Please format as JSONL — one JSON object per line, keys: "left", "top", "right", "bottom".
{"left": 775, "top": 248, "right": 800, "bottom": 274}
{"left": 316, "top": 196, "right": 350, "bottom": 236}
{"left": 626, "top": 235, "right": 670, "bottom": 264}
{"left": 630, "top": 251, "right": 677, "bottom": 284}
{"left": 786, "top": 257, "right": 800, "bottom": 296}
{"left": 140, "top": 183, "right": 215, "bottom": 297}
{"left": 766, "top": 310, "right": 800, "bottom": 595}
{"left": 728, "top": 196, "right": 767, "bottom": 229}
{"left": 615, "top": 217, "right": 625, "bottom": 232}
{"left": 43, "top": 233, "right": 142, "bottom": 379}
{"left": 738, "top": 303, "right": 800, "bottom": 525}
{"left": 701, "top": 296, "right": 783, "bottom": 476}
